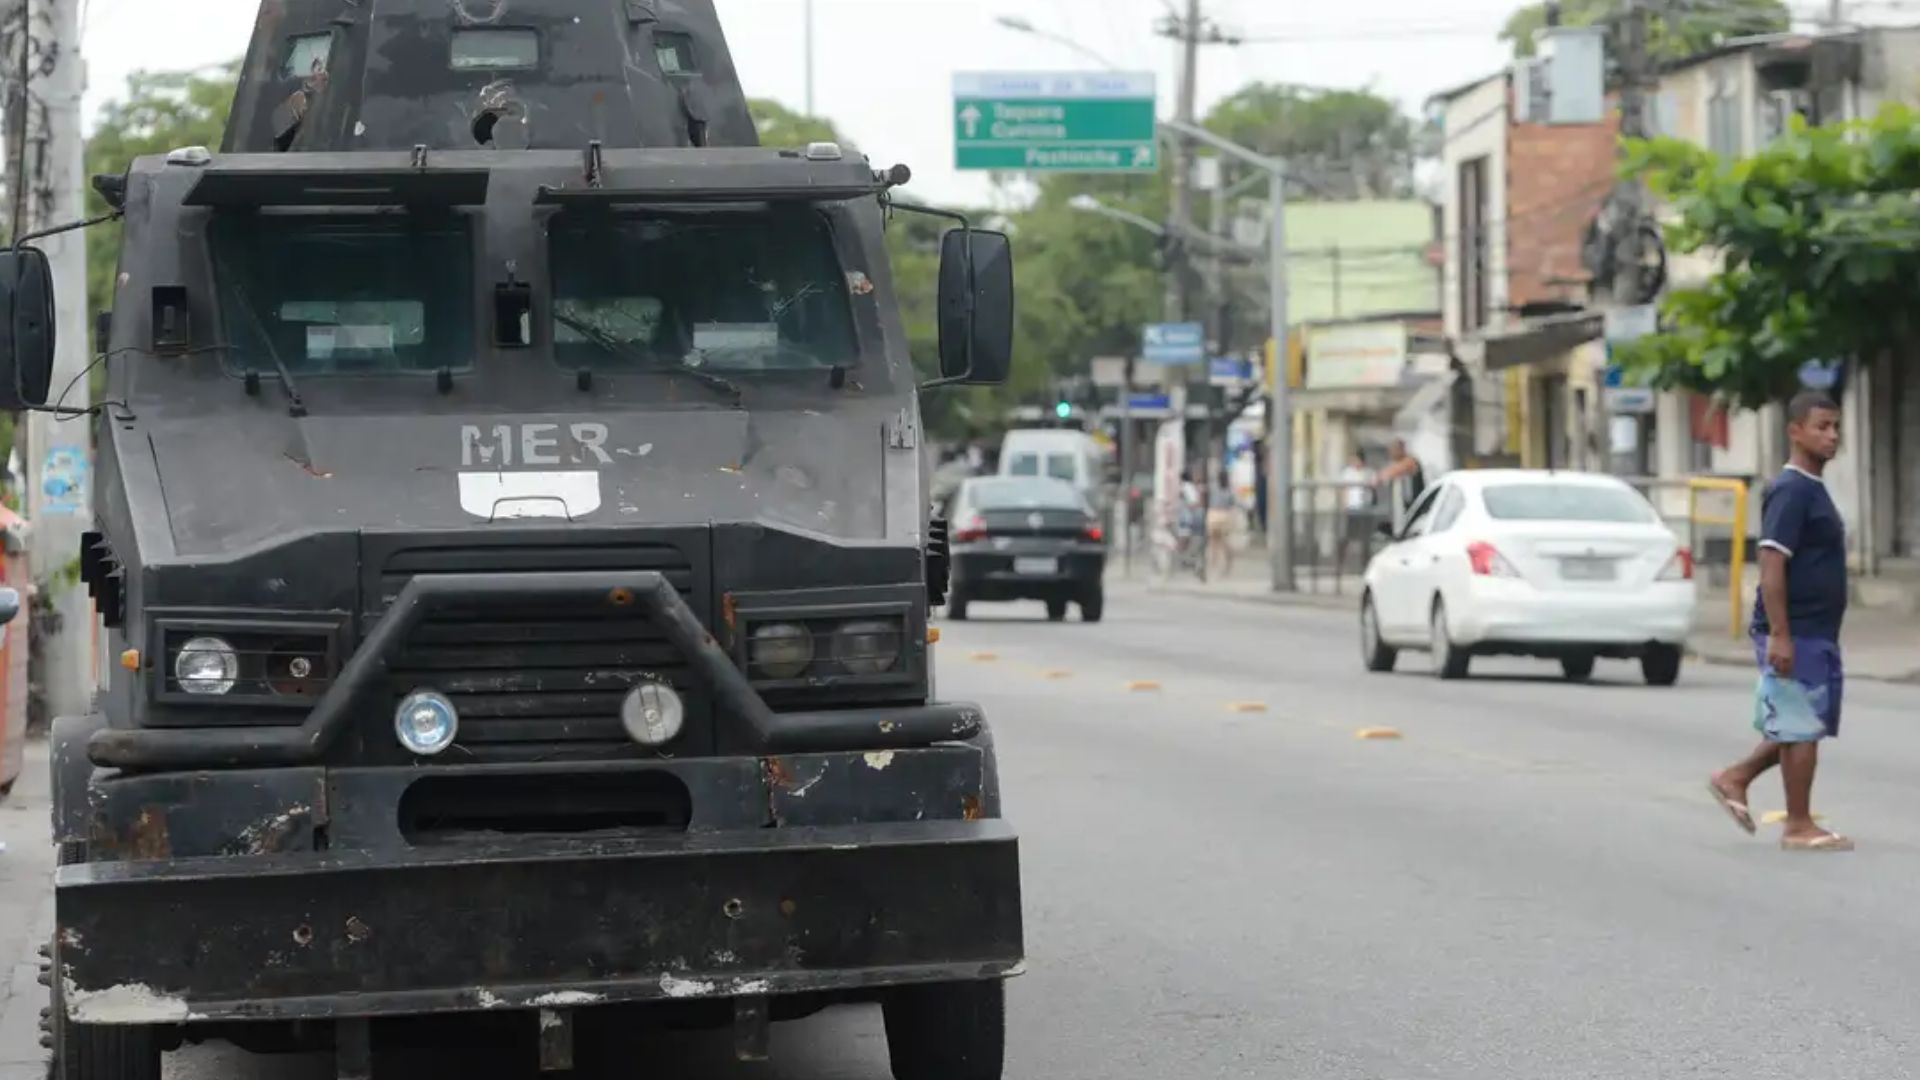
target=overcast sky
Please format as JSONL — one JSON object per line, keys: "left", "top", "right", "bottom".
{"left": 76, "top": 0, "right": 1839, "bottom": 204}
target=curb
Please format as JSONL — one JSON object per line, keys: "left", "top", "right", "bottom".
{"left": 1686, "top": 643, "right": 1920, "bottom": 686}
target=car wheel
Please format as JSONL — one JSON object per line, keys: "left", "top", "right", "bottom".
{"left": 1642, "top": 644, "right": 1683, "bottom": 687}
{"left": 883, "top": 979, "right": 1005, "bottom": 1080}
{"left": 1080, "top": 589, "right": 1105, "bottom": 623}
{"left": 1045, "top": 599, "right": 1069, "bottom": 622}
{"left": 1561, "top": 654, "right": 1596, "bottom": 682}
{"left": 1360, "top": 594, "right": 1396, "bottom": 673}
{"left": 1430, "top": 600, "right": 1470, "bottom": 680}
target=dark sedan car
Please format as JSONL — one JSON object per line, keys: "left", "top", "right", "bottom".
{"left": 947, "top": 476, "right": 1107, "bottom": 622}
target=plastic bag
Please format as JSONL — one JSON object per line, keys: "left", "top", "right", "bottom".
{"left": 1752, "top": 672, "right": 1828, "bottom": 743}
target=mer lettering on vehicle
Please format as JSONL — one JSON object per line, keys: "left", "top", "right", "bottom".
{"left": 461, "top": 423, "right": 614, "bottom": 468}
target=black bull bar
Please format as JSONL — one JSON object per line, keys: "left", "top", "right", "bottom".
{"left": 89, "top": 570, "right": 982, "bottom": 770}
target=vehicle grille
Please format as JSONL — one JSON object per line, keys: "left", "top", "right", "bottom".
{"left": 374, "top": 542, "right": 704, "bottom": 748}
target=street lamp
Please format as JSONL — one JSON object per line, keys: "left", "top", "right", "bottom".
{"left": 1157, "top": 119, "right": 1295, "bottom": 593}
{"left": 992, "top": 15, "right": 1123, "bottom": 71}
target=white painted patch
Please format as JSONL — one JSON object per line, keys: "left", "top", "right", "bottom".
{"left": 615, "top": 443, "right": 655, "bottom": 459}
{"left": 863, "top": 751, "right": 896, "bottom": 771}
{"left": 529, "top": 990, "right": 605, "bottom": 1007}
{"left": 354, "top": 121, "right": 366, "bottom": 136}
{"left": 459, "top": 471, "right": 601, "bottom": 520}
{"left": 64, "top": 980, "right": 191, "bottom": 1024}
{"left": 476, "top": 989, "right": 506, "bottom": 1009}
{"left": 731, "top": 979, "right": 772, "bottom": 995}
{"left": 659, "top": 973, "right": 719, "bottom": 998}
{"left": 59, "top": 928, "right": 83, "bottom": 950}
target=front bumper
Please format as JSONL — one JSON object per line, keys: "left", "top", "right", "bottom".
{"left": 58, "top": 744, "right": 1019, "bottom": 1025}
{"left": 57, "top": 817, "right": 1020, "bottom": 1025}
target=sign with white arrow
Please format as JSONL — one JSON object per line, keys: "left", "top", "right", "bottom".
{"left": 953, "top": 72, "right": 1158, "bottom": 173}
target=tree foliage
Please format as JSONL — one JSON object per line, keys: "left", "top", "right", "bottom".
{"left": 85, "top": 63, "right": 240, "bottom": 328}
{"left": 1501, "top": 0, "right": 1788, "bottom": 61}
{"left": 1205, "top": 84, "right": 1414, "bottom": 198}
{"left": 1616, "top": 105, "right": 1920, "bottom": 408}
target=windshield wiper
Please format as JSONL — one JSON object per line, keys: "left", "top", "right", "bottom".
{"left": 214, "top": 255, "right": 307, "bottom": 417}
{"left": 553, "top": 309, "right": 744, "bottom": 406}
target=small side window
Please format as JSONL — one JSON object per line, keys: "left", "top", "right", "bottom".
{"left": 283, "top": 33, "right": 332, "bottom": 79}
{"left": 452, "top": 28, "right": 539, "bottom": 70}
{"left": 655, "top": 31, "right": 697, "bottom": 75}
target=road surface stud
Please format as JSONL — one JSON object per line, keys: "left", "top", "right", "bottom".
{"left": 1126, "top": 680, "right": 1162, "bottom": 692}
{"left": 926, "top": 627, "right": 941, "bottom": 644}
{"left": 1226, "top": 702, "right": 1268, "bottom": 714}
{"left": 1041, "top": 669, "right": 1073, "bottom": 680}
{"left": 1355, "top": 727, "right": 1404, "bottom": 741}
{"left": 969, "top": 651, "right": 998, "bottom": 662}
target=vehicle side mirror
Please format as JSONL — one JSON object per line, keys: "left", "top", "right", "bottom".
{"left": 935, "top": 228, "right": 1013, "bottom": 386}
{"left": 0, "top": 586, "right": 21, "bottom": 626}
{"left": 0, "top": 247, "right": 55, "bottom": 410}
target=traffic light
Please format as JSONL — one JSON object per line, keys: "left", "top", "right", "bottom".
{"left": 1055, "top": 400, "right": 1073, "bottom": 420}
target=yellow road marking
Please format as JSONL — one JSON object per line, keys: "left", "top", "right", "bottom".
{"left": 1041, "top": 669, "right": 1074, "bottom": 680}
{"left": 968, "top": 651, "right": 998, "bottom": 662}
{"left": 1226, "top": 702, "right": 1268, "bottom": 714}
{"left": 1126, "top": 680, "right": 1162, "bottom": 692}
{"left": 1355, "top": 727, "right": 1403, "bottom": 741}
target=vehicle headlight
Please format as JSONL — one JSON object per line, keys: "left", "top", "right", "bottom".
{"left": 749, "top": 623, "right": 814, "bottom": 679}
{"left": 831, "top": 620, "right": 902, "bottom": 675}
{"left": 621, "top": 682, "right": 685, "bottom": 747}
{"left": 394, "top": 690, "right": 459, "bottom": 756}
{"left": 174, "top": 636, "right": 239, "bottom": 696}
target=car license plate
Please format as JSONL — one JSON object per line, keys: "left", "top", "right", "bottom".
{"left": 1013, "top": 557, "right": 1059, "bottom": 576}
{"left": 1560, "top": 557, "right": 1616, "bottom": 582}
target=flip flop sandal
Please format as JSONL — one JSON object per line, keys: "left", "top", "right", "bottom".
{"left": 1707, "top": 779, "right": 1757, "bottom": 835}
{"left": 1782, "top": 832, "right": 1855, "bottom": 853}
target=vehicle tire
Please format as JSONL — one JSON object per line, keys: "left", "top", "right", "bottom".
{"left": 947, "top": 587, "right": 969, "bottom": 621}
{"left": 884, "top": 979, "right": 1004, "bottom": 1080}
{"left": 1429, "top": 601, "right": 1470, "bottom": 681}
{"left": 1360, "top": 594, "right": 1396, "bottom": 673}
{"left": 47, "top": 845, "right": 162, "bottom": 1080}
{"left": 1080, "top": 589, "right": 1105, "bottom": 624}
{"left": 1560, "top": 654, "right": 1596, "bottom": 682}
{"left": 1642, "top": 644, "right": 1683, "bottom": 687}
{"left": 1045, "top": 599, "right": 1069, "bottom": 622}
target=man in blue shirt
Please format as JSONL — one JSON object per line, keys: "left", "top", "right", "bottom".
{"left": 1708, "top": 391, "right": 1852, "bottom": 852}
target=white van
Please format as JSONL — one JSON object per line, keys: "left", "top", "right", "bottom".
{"left": 998, "top": 430, "right": 1106, "bottom": 510}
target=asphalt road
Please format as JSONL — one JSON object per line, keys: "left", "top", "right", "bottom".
{"left": 2, "top": 583, "right": 1918, "bottom": 1079}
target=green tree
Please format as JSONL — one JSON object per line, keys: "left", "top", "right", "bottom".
{"left": 1501, "top": 0, "right": 1788, "bottom": 60}
{"left": 1615, "top": 105, "right": 1920, "bottom": 408}
{"left": 85, "top": 62, "right": 241, "bottom": 329}
{"left": 1204, "top": 84, "right": 1415, "bottom": 198}
{"left": 747, "top": 98, "right": 846, "bottom": 149}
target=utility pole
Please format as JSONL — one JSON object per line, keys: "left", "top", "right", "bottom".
{"left": 8, "top": 0, "right": 95, "bottom": 718}
{"left": 1610, "top": 0, "right": 1651, "bottom": 308}
{"left": 1161, "top": 0, "right": 1202, "bottom": 326}
{"left": 804, "top": 0, "right": 816, "bottom": 116}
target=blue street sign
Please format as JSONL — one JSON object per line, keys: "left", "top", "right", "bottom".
{"left": 1142, "top": 322, "right": 1206, "bottom": 365}
{"left": 1208, "top": 357, "right": 1254, "bottom": 384}
{"left": 1603, "top": 364, "right": 1625, "bottom": 389}
{"left": 1126, "top": 393, "right": 1172, "bottom": 411}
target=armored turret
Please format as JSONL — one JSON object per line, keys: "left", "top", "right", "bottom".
{"left": 222, "top": 0, "right": 759, "bottom": 154}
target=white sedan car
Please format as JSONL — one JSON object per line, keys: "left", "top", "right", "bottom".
{"left": 1360, "top": 470, "right": 1696, "bottom": 685}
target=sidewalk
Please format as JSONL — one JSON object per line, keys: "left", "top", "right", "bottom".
{"left": 1128, "top": 556, "right": 1920, "bottom": 685}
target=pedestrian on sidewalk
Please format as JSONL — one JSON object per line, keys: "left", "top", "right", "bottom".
{"left": 1336, "top": 451, "right": 1376, "bottom": 576}
{"left": 1207, "top": 468, "right": 1237, "bottom": 578}
{"left": 1374, "top": 438, "right": 1426, "bottom": 521}
{"left": 1708, "top": 391, "right": 1853, "bottom": 852}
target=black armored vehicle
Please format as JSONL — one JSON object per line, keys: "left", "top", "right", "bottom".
{"left": 0, "top": 2, "right": 1021, "bottom": 1076}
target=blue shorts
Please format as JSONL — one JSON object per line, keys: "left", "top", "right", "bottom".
{"left": 1752, "top": 634, "right": 1844, "bottom": 740}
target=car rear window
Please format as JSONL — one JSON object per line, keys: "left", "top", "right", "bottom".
{"left": 970, "top": 478, "right": 1085, "bottom": 511}
{"left": 1481, "top": 483, "right": 1657, "bottom": 523}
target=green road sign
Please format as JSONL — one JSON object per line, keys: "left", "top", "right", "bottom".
{"left": 953, "top": 72, "right": 1158, "bottom": 173}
